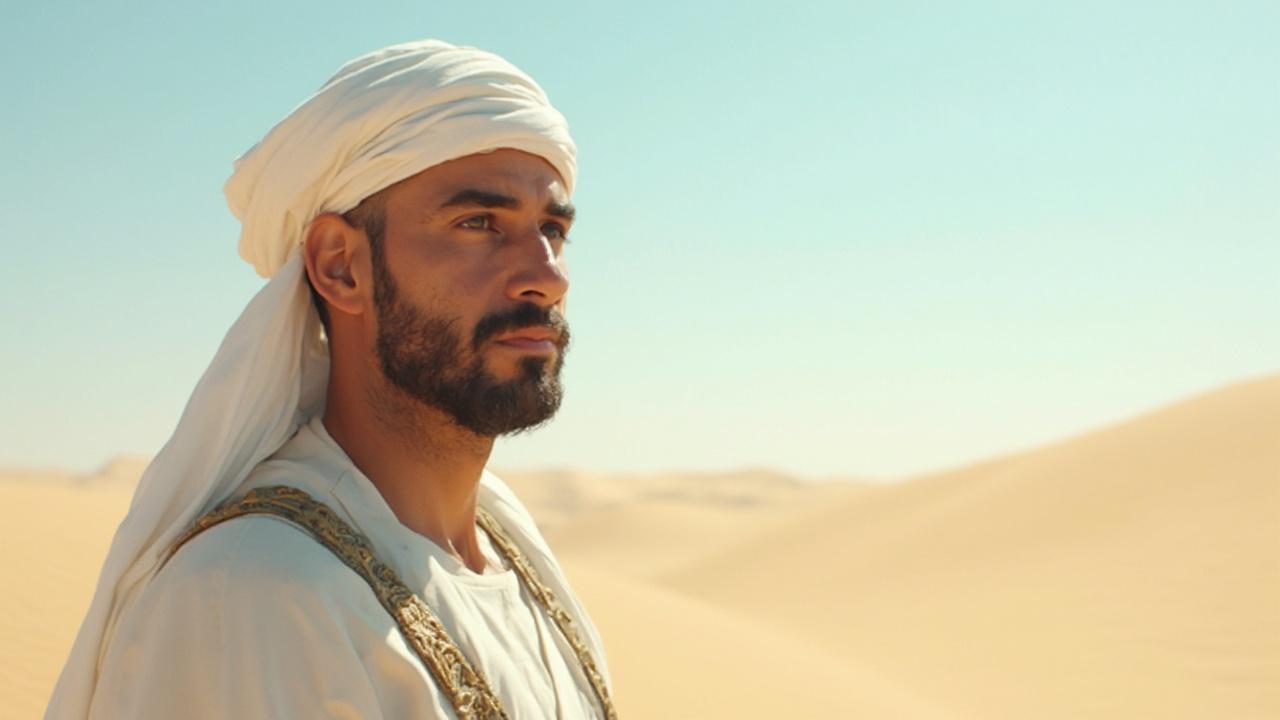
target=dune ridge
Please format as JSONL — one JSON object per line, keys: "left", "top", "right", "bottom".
{"left": 659, "top": 374, "right": 1280, "bottom": 718}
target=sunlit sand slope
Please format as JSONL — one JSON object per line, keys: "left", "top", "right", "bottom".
{"left": 663, "top": 375, "right": 1280, "bottom": 719}
{"left": 562, "top": 561, "right": 957, "bottom": 719}
{"left": 0, "top": 469, "right": 136, "bottom": 720}
{"left": 500, "top": 468, "right": 866, "bottom": 578}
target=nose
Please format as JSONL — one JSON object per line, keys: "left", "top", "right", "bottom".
{"left": 505, "top": 228, "right": 569, "bottom": 307}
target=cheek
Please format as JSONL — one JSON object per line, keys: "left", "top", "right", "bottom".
{"left": 391, "top": 237, "right": 529, "bottom": 322}
{"left": 421, "top": 242, "right": 507, "bottom": 292}
{"left": 416, "top": 265, "right": 508, "bottom": 333}
{"left": 389, "top": 247, "right": 484, "bottom": 304}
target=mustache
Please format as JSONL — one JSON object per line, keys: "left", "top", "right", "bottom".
{"left": 471, "top": 304, "right": 571, "bottom": 351}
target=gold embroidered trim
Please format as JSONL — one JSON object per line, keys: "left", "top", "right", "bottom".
{"left": 168, "top": 486, "right": 507, "bottom": 720}
{"left": 167, "top": 485, "right": 618, "bottom": 720}
{"left": 477, "top": 508, "right": 618, "bottom": 720}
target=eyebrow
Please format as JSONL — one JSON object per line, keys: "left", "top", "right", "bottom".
{"left": 441, "top": 188, "right": 575, "bottom": 222}
{"left": 546, "top": 200, "right": 576, "bottom": 222}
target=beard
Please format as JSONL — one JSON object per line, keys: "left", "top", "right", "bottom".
{"left": 371, "top": 258, "right": 570, "bottom": 438}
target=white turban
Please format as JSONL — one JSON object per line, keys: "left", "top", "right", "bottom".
{"left": 46, "top": 39, "right": 576, "bottom": 719}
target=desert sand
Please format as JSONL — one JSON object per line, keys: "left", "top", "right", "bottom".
{"left": 2, "top": 376, "right": 1276, "bottom": 718}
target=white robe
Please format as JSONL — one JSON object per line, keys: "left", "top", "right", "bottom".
{"left": 88, "top": 416, "right": 610, "bottom": 719}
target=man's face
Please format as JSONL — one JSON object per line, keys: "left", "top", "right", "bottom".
{"left": 366, "top": 149, "right": 574, "bottom": 437}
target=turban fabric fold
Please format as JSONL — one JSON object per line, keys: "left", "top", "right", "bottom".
{"left": 46, "top": 39, "right": 576, "bottom": 719}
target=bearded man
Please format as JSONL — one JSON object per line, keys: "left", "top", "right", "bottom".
{"left": 46, "top": 40, "right": 614, "bottom": 719}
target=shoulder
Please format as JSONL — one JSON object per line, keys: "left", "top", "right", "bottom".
{"left": 93, "top": 516, "right": 393, "bottom": 718}
{"left": 155, "top": 513, "right": 385, "bottom": 625}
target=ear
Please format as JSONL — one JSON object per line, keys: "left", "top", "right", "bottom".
{"left": 302, "top": 213, "right": 367, "bottom": 320}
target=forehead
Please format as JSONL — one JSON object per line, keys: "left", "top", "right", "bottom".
{"left": 390, "top": 148, "right": 569, "bottom": 207}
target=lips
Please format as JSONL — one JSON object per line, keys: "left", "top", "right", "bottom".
{"left": 491, "top": 326, "right": 563, "bottom": 353}
{"left": 493, "top": 327, "right": 561, "bottom": 344}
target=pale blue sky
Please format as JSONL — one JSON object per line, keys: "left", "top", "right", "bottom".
{"left": 2, "top": 1, "right": 1276, "bottom": 478}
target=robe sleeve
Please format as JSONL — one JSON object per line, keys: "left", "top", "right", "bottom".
{"left": 88, "top": 517, "right": 396, "bottom": 719}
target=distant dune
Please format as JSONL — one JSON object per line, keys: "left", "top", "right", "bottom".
{"left": 2, "top": 375, "right": 1276, "bottom": 718}
{"left": 662, "top": 374, "right": 1280, "bottom": 718}
{"left": 0, "top": 473, "right": 136, "bottom": 719}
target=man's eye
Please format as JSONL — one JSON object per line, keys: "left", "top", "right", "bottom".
{"left": 542, "top": 222, "right": 569, "bottom": 242}
{"left": 459, "top": 214, "right": 493, "bottom": 230}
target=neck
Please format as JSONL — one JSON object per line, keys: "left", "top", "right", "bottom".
{"left": 322, "top": 361, "right": 495, "bottom": 574}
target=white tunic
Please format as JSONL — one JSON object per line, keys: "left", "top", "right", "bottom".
{"left": 89, "top": 417, "right": 610, "bottom": 719}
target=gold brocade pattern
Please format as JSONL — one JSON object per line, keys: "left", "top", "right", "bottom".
{"left": 167, "top": 485, "right": 616, "bottom": 720}
{"left": 477, "top": 508, "right": 618, "bottom": 720}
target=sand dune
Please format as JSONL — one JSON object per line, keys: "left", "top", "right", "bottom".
{"left": 664, "top": 375, "right": 1280, "bottom": 718}
{"left": 562, "top": 561, "right": 956, "bottom": 719}
{"left": 500, "top": 468, "right": 865, "bottom": 578}
{"left": 2, "top": 375, "right": 1276, "bottom": 718}
{"left": 0, "top": 472, "right": 135, "bottom": 720}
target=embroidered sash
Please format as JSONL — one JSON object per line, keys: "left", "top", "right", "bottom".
{"left": 167, "top": 485, "right": 617, "bottom": 720}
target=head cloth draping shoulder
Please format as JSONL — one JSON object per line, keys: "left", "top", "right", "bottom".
{"left": 45, "top": 39, "right": 576, "bottom": 719}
